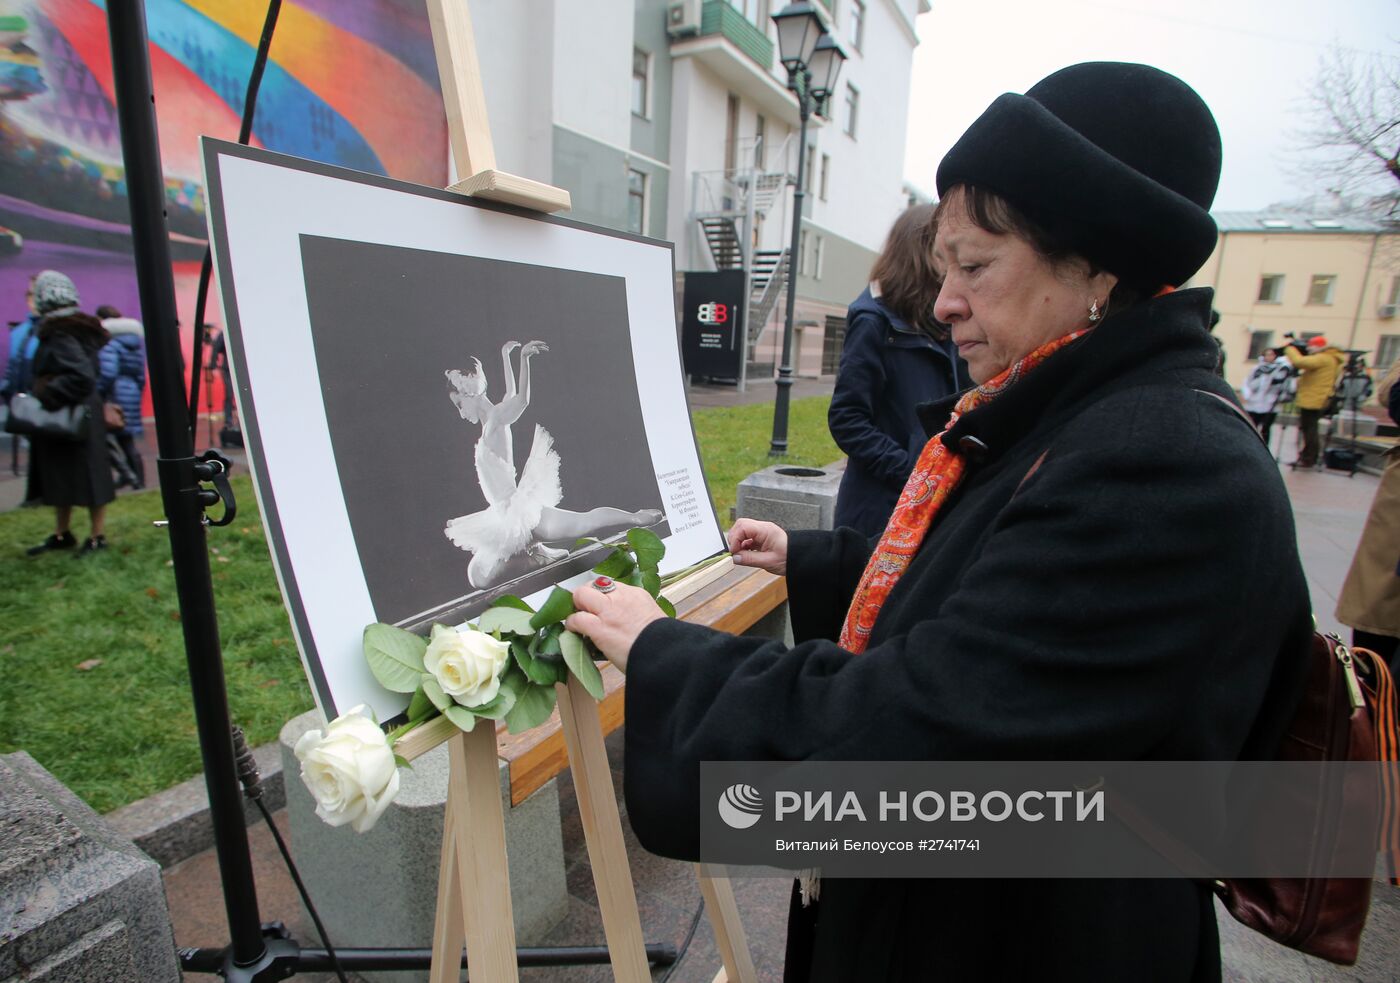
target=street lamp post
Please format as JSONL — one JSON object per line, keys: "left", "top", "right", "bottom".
{"left": 769, "top": 5, "right": 844, "bottom": 455}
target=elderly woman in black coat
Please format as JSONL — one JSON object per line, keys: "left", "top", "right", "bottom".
{"left": 566, "top": 63, "right": 1314, "bottom": 981}
{"left": 23, "top": 270, "right": 115, "bottom": 556}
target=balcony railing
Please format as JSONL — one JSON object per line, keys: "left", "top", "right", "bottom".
{"left": 699, "top": 0, "right": 774, "bottom": 69}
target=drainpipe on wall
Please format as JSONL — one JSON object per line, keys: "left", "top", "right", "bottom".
{"left": 1346, "top": 232, "right": 1381, "bottom": 353}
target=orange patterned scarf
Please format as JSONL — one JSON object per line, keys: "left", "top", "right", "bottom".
{"left": 837, "top": 327, "right": 1091, "bottom": 654}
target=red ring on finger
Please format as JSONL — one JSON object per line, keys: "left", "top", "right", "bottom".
{"left": 592, "top": 576, "right": 617, "bottom": 594}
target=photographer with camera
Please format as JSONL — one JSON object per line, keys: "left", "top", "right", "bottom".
{"left": 1282, "top": 332, "right": 1345, "bottom": 468}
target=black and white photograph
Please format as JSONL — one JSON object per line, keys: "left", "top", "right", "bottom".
{"left": 301, "top": 236, "right": 668, "bottom": 628}
{"left": 202, "top": 141, "right": 723, "bottom": 720}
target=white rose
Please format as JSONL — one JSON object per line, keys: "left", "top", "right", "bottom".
{"left": 293, "top": 705, "right": 401, "bottom": 833}
{"left": 423, "top": 624, "right": 511, "bottom": 707}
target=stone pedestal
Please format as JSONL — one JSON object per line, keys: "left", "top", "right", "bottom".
{"left": 279, "top": 712, "right": 569, "bottom": 983}
{"left": 0, "top": 752, "right": 180, "bottom": 983}
{"left": 735, "top": 461, "right": 844, "bottom": 531}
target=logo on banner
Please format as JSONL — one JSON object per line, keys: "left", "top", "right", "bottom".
{"left": 718, "top": 783, "right": 764, "bottom": 829}
{"left": 697, "top": 302, "right": 729, "bottom": 325}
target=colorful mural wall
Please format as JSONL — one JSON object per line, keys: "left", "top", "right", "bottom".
{"left": 0, "top": 0, "right": 447, "bottom": 418}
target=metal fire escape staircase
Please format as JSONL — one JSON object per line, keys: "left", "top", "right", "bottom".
{"left": 691, "top": 137, "right": 794, "bottom": 384}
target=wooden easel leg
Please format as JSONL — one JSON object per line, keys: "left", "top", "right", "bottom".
{"left": 429, "top": 726, "right": 519, "bottom": 983}
{"left": 696, "top": 865, "right": 757, "bottom": 983}
{"left": 556, "top": 675, "right": 651, "bottom": 981}
{"left": 429, "top": 792, "right": 465, "bottom": 983}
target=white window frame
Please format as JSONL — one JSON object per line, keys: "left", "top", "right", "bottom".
{"left": 626, "top": 167, "right": 647, "bottom": 235}
{"left": 843, "top": 83, "right": 859, "bottom": 139}
{"left": 1257, "top": 274, "right": 1284, "bottom": 304}
{"left": 849, "top": 0, "right": 865, "bottom": 53}
{"left": 819, "top": 153, "right": 830, "bottom": 201}
{"left": 1307, "top": 274, "right": 1336, "bottom": 306}
{"left": 631, "top": 48, "right": 650, "bottom": 119}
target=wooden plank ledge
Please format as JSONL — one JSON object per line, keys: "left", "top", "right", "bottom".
{"left": 449, "top": 170, "right": 571, "bottom": 213}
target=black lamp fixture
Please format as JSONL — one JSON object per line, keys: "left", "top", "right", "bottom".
{"left": 771, "top": 1, "right": 824, "bottom": 78}
{"left": 768, "top": 3, "right": 844, "bottom": 456}
{"left": 806, "top": 32, "right": 846, "bottom": 106}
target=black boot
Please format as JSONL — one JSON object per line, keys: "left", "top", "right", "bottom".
{"left": 75, "top": 535, "right": 108, "bottom": 556}
{"left": 27, "top": 531, "right": 77, "bottom": 555}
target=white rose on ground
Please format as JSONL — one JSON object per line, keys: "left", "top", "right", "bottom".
{"left": 294, "top": 705, "right": 400, "bottom": 833}
{"left": 424, "top": 624, "right": 510, "bottom": 707}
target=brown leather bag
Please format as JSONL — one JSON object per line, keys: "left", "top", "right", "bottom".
{"left": 103, "top": 401, "right": 125, "bottom": 432}
{"left": 1215, "top": 633, "right": 1396, "bottom": 965}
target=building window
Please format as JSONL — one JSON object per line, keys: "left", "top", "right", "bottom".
{"left": 1257, "top": 274, "right": 1284, "bottom": 303}
{"left": 1387, "top": 275, "right": 1400, "bottom": 306}
{"left": 1307, "top": 274, "right": 1336, "bottom": 305}
{"left": 754, "top": 114, "right": 766, "bottom": 168}
{"left": 843, "top": 83, "right": 859, "bottom": 138}
{"left": 849, "top": 0, "right": 865, "bottom": 52}
{"left": 813, "top": 235, "right": 824, "bottom": 279}
{"left": 819, "top": 153, "right": 830, "bottom": 201}
{"left": 631, "top": 49, "right": 649, "bottom": 119}
{"left": 1378, "top": 335, "right": 1400, "bottom": 367}
{"left": 1247, "top": 330, "right": 1274, "bottom": 360}
{"left": 627, "top": 168, "right": 647, "bottom": 235}
{"left": 798, "top": 228, "right": 808, "bottom": 275}
{"left": 805, "top": 143, "right": 816, "bottom": 192}
{"left": 729, "top": 0, "right": 766, "bottom": 25}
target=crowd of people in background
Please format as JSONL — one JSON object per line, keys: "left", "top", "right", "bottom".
{"left": 2, "top": 269, "right": 149, "bottom": 555}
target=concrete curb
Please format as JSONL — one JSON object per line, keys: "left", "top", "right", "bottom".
{"left": 105, "top": 742, "right": 286, "bottom": 869}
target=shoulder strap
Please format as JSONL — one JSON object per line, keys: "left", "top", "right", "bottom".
{"left": 1194, "top": 388, "right": 1266, "bottom": 447}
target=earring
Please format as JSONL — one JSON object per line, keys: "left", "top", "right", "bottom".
{"left": 1087, "top": 299, "right": 1102, "bottom": 324}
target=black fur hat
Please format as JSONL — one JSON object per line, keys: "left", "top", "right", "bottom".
{"left": 935, "top": 62, "right": 1222, "bottom": 290}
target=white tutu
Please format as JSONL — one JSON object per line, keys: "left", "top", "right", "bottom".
{"left": 444, "top": 424, "right": 562, "bottom": 584}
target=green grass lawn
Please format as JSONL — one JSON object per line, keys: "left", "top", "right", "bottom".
{"left": 0, "top": 397, "right": 841, "bottom": 813}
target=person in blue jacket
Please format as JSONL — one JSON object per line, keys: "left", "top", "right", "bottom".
{"left": 2, "top": 273, "right": 40, "bottom": 403}
{"left": 96, "top": 305, "right": 147, "bottom": 489}
{"left": 829, "top": 204, "right": 965, "bottom": 537}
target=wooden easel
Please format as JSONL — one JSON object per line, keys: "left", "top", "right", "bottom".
{"left": 399, "top": 5, "right": 755, "bottom": 980}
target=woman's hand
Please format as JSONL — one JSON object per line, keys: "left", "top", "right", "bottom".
{"left": 726, "top": 519, "right": 788, "bottom": 576}
{"left": 565, "top": 581, "right": 667, "bottom": 674}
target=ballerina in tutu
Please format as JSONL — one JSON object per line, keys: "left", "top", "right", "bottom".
{"left": 443, "top": 340, "right": 663, "bottom": 589}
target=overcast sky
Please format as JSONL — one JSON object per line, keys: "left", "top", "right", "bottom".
{"left": 902, "top": 0, "right": 1398, "bottom": 211}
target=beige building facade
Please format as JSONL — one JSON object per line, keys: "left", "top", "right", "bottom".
{"left": 1187, "top": 210, "right": 1400, "bottom": 399}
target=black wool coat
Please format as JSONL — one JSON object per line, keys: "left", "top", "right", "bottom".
{"left": 27, "top": 313, "right": 115, "bottom": 509}
{"left": 623, "top": 289, "right": 1313, "bottom": 982}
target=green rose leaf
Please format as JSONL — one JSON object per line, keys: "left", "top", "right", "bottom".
{"left": 515, "top": 638, "right": 558, "bottom": 686}
{"left": 529, "top": 587, "right": 576, "bottom": 630}
{"left": 504, "top": 682, "right": 558, "bottom": 734}
{"left": 422, "top": 673, "right": 452, "bottom": 712}
{"left": 536, "top": 627, "right": 563, "bottom": 657}
{"left": 468, "top": 669, "right": 524, "bottom": 720}
{"left": 490, "top": 594, "right": 535, "bottom": 613}
{"left": 574, "top": 536, "right": 606, "bottom": 550}
{"left": 363, "top": 623, "right": 427, "bottom": 693}
{"left": 442, "top": 703, "right": 477, "bottom": 732}
{"left": 560, "top": 629, "right": 605, "bottom": 701}
{"left": 627, "top": 527, "right": 665, "bottom": 573}
{"left": 592, "top": 549, "right": 637, "bottom": 580}
{"left": 620, "top": 568, "right": 644, "bottom": 588}
{"left": 657, "top": 595, "right": 677, "bottom": 619}
{"left": 393, "top": 753, "right": 412, "bottom": 770}
{"left": 406, "top": 683, "right": 435, "bottom": 722}
{"left": 477, "top": 607, "right": 537, "bottom": 637}
{"left": 641, "top": 570, "right": 662, "bottom": 598}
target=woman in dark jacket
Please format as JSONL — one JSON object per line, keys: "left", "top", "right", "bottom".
{"left": 563, "top": 63, "right": 1313, "bottom": 980}
{"left": 24, "top": 270, "right": 115, "bottom": 555}
{"left": 830, "top": 204, "right": 964, "bottom": 538}
{"left": 97, "top": 305, "right": 148, "bottom": 489}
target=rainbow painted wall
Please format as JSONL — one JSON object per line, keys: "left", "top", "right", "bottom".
{"left": 0, "top": 0, "right": 447, "bottom": 415}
